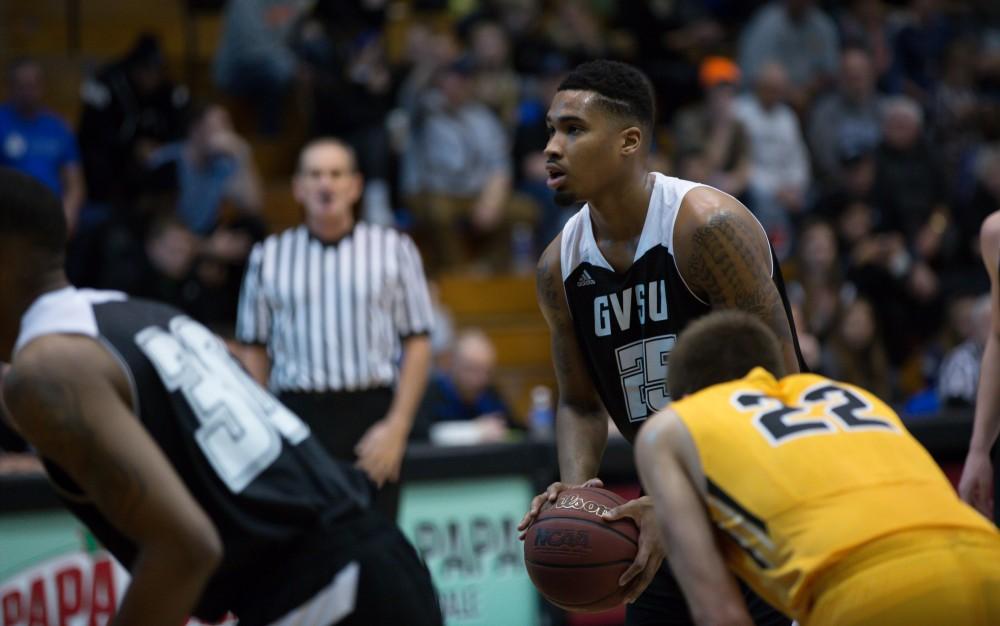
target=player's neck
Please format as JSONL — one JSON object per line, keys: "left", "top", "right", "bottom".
{"left": 587, "top": 171, "right": 654, "bottom": 242}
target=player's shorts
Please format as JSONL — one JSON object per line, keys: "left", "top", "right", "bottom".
{"left": 626, "top": 562, "right": 791, "bottom": 626}
{"left": 806, "top": 527, "right": 1000, "bottom": 626}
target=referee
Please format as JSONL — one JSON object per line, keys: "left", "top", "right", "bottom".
{"left": 236, "top": 138, "right": 434, "bottom": 521}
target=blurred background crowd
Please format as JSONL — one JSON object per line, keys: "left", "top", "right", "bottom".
{"left": 2, "top": 0, "right": 1000, "bottom": 456}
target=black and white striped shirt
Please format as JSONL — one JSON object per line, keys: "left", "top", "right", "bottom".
{"left": 236, "top": 222, "right": 434, "bottom": 393}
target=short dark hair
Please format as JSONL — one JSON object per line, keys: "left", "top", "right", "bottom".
{"left": 668, "top": 311, "right": 786, "bottom": 398}
{"left": 557, "top": 60, "right": 656, "bottom": 133}
{"left": 0, "top": 167, "right": 67, "bottom": 258}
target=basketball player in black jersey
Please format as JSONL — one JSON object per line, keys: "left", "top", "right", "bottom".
{"left": 0, "top": 167, "right": 441, "bottom": 625}
{"left": 517, "top": 61, "right": 802, "bottom": 624}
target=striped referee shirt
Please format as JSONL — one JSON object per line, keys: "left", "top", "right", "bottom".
{"left": 236, "top": 222, "right": 434, "bottom": 393}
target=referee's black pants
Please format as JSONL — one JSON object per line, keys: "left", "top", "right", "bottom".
{"left": 278, "top": 388, "right": 401, "bottom": 522}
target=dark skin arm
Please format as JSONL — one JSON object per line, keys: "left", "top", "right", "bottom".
{"left": 4, "top": 335, "right": 223, "bottom": 626}
{"left": 519, "top": 236, "right": 609, "bottom": 533}
{"left": 519, "top": 238, "right": 666, "bottom": 602}
{"left": 674, "top": 188, "right": 801, "bottom": 375}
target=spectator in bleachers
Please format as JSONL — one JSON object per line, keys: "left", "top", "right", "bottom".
{"left": 808, "top": 46, "right": 885, "bottom": 189}
{"left": 735, "top": 61, "right": 812, "bottom": 260}
{"left": 672, "top": 56, "right": 751, "bottom": 201}
{"left": 939, "top": 293, "right": 991, "bottom": 407}
{"left": 305, "top": 6, "right": 395, "bottom": 225}
{"left": 147, "top": 104, "right": 262, "bottom": 236}
{"left": 788, "top": 218, "right": 843, "bottom": 342}
{"left": 402, "top": 57, "right": 535, "bottom": 273}
{"left": 613, "top": 0, "right": 726, "bottom": 121}
{"left": 213, "top": 0, "right": 312, "bottom": 135}
{"left": 873, "top": 96, "right": 951, "bottom": 266}
{"left": 415, "top": 329, "right": 518, "bottom": 444}
{"left": 0, "top": 58, "right": 85, "bottom": 235}
{"left": 821, "top": 296, "right": 894, "bottom": 400}
{"left": 890, "top": 0, "right": 959, "bottom": 106}
{"left": 836, "top": 0, "right": 896, "bottom": 88}
{"left": 467, "top": 18, "right": 521, "bottom": 130}
{"left": 78, "top": 34, "right": 190, "bottom": 210}
{"left": 947, "top": 144, "right": 1000, "bottom": 294}
{"left": 738, "top": 0, "right": 839, "bottom": 111}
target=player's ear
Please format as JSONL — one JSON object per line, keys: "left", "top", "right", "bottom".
{"left": 620, "top": 126, "right": 642, "bottom": 157}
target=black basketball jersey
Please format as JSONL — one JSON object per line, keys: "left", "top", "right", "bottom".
{"left": 560, "top": 174, "right": 804, "bottom": 442}
{"left": 15, "top": 287, "right": 372, "bottom": 623}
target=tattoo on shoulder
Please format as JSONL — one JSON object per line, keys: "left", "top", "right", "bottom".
{"left": 6, "top": 370, "right": 147, "bottom": 525}
{"left": 536, "top": 256, "right": 563, "bottom": 313}
{"left": 685, "top": 211, "right": 792, "bottom": 341}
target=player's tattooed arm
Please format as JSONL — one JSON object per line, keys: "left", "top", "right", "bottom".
{"left": 4, "top": 335, "right": 222, "bottom": 626}
{"left": 536, "top": 239, "right": 608, "bottom": 484}
{"left": 675, "top": 189, "right": 800, "bottom": 373}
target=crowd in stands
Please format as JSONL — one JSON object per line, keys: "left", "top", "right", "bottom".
{"left": 3, "top": 0, "right": 1000, "bottom": 439}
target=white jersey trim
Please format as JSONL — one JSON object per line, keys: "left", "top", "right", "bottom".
{"left": 266, "top": 560, "right": 360, "bottom": 626}
{"left": 14, "top": 287, "right": 127, "bottom": 357}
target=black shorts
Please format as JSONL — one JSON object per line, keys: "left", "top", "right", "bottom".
{"left": 626, "top": 563, "right": 790, "bottom": 626}
{"left": 236, "top": 511, "right": 442, "bottom": 626}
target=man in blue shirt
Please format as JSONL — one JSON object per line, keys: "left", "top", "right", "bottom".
{"left": 0, "top": 58, "right": 85, "bottom": 233}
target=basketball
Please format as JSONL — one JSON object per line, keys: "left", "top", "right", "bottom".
{"left": 523, "top": 487, "right": 639, "bottom": 612}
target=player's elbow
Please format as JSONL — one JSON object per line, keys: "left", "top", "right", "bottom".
{"left": 172, "top": 521, "right": 224, "bottom": 578}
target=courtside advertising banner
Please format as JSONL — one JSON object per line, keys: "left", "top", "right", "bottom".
{"left": 399, "top": 476, "right": 540, "bottom": 626}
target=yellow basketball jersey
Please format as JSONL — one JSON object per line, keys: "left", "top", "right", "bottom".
{"left": 670, "top": 367, "right": 997, "bottom": 620}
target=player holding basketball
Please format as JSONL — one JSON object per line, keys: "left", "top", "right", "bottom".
{"left": 959, "top": 210, "right": 1000, "bottom": 521}
{"left": 517, "top": 60, "right": 801, "bottom": 624}
{"left": 636, "top": 311, "right": 1000, "bottom": 625}
{"left": 0, "top": 168, "right": 442, "bottom": 625}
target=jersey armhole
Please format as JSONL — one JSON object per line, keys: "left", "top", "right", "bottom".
{"left": 96, "top": 336, "right": 142, "bottom": 421}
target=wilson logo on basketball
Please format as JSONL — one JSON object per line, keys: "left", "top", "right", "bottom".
{"left": 534, "top": 528, "right": 590, "bottom": 549}
{"left": 553, "top": 494, "right": 612, "bottom": 517}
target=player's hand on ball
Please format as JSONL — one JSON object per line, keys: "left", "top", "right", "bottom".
{"left": 517, "top": 478, "right": 605, "bottom": 539}
{"left": 958, "top": 449, "right": 995, "bottom": 520}
{"left": 601, "top": 496, "right": 665, "bottom": 604}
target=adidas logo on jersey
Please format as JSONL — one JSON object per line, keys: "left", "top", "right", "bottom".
{"left": 576, "top": 270, "right": 596, "bottom": 287}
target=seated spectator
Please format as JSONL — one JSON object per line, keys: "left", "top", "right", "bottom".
{"left": 890, "top": 0, "right": 958, "bottom": 106}
{"left": 735, "top": 62, "right": 812, "bottom": 260}
{"left": 808, "top": 46, "right": 885, "bottom": 188}
{"left": 787, "top": 218, "right": 843, "bottom": 341}
{"left": 821, "top": 296, "right": 894, "bottom": 400}
{"left": 673, "top": 56, "right": 751, "bottom": 201}
{"left": 837, "top": 0, "right": 895, "bottom": 88}
{"left": 939, "top": 294, "right": 991, "bottom": 407}
{"left": 78, "top": 34, "right": 190, "bottom": 211}
{"left": 147, "top": 104, "right": 262, "bottom": 236}
{"left": 416, "top": 329, "right": 519, "bottom": 443}
{"left": 873, "top": 96, "right": 951, "bottom": 265}
{"left": 0, "top": 58, "right": 84, "bottom": 234}
{"left": 213, "top": 0, "right": 312, "bottom": 135}
{"left": 467, "top": 18, "right": 521, "bottom": 130}
{"left": 738, "top": 0, "right": 839, "bottom": 111}
{"left": 402, "top": 57, "right": 535, "bottom": 273}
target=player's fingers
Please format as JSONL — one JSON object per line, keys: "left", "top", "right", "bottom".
{"left": 518, "top": 494, "right": 547, "bottom": 531}
{"left": 545, "top": 482, "right": 566, "bottom": 502}
{"left": 601, "top": 500, "right": 636, "bottom": 522}
{"left": 624, "top": 563, "right": 659, "bottom": 604}
{"left": 581, "top": 478, "right": 604, "bottom": 488}
{"left": 618, "top": 554, "right": 646, "bottom": 587}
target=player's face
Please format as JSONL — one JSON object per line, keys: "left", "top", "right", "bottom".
{"left": 544, "top": 90, "right": 630, "bottom": 207}
{"left": 294, "top": 144, "right": 363, "bottom": 224}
